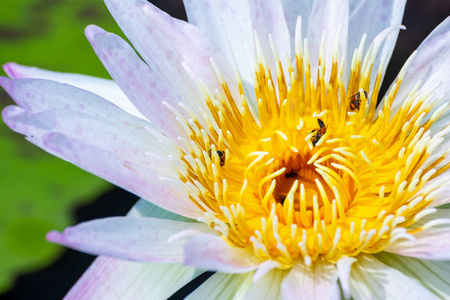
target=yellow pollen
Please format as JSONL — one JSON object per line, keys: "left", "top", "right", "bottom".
{"left": 172, "top": 29, "right": 449, "bottom": 268}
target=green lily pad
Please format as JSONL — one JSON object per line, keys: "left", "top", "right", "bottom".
{"left": 0, "top": 0, "right": 126, "bottom": 293}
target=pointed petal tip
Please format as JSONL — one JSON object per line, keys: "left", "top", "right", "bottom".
{"left": 84, "top": 24, "right": 107, "bottom": 43}
{"left": 2, "top": 105, "right": 24, "bottom": 130}
{"left": 3, "top": 62, "right": 20, "bottom": 78}
{"left": 46, "top": 230, "right": 65, "bottom": 244}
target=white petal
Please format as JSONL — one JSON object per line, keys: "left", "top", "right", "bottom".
{"left": 186, "top": 272, "right": 253, "bottom": 300}
{"left": 385, "top": 227, "right": 450, "bottom": 260}
{"left": 183, "top": 0, "right": 290, "bottom": 109}
{"left": 391, "top": 16, "right": 450, "bottom": 116}
{"left": 244, "top": 268, "right": 287, "bottom": 300}
{"left": 281, "top": 258, "right": 339, "bottom": 300}
{"left": 347, "top": 0, "right": 406, "bottom": 84}
{"left": 184, "top": 234, "right": 260, "bottom": 273}
{"left": 2, "top": 62, "right": 145, "bottom": 120}
{"left": 376, "top": 252, "right": 450, "bottom": 299}
{"left": 307, "top": 0, "right": 349, "bottom": 80}
{"left": 66, "top": 199, "right": 202, "bottom": 300}
{"left": 3, "top": 106, "right": 177, "bottom": 177}
{"left": 65, "top": 257, "right": 200, "bottom": 300}
{"left": 104, "top": 0, "right": 238, "bottom": 105}
{"left": 183, "top": 0, "right": 253, "bottom": 89}
{"left": 47, "top": 217, "right": 211, "bottom": 263}
{"left": 350, "top": 254, "right": 437, "bottom": 299}
{"left": 85, "top": 25, "right": 188, "bottom": 141}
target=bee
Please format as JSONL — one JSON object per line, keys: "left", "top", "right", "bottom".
{"left": 285, "top": 170, "right": 298, "bottom": 179}
{"left": 208, "top": 149, "right": 226, "bottom": 166}
{"left": 349, "top": 90, "right": 368, "bottom": 112}
{"left": 310, "top": 118, "right": 327, "bottom": 147}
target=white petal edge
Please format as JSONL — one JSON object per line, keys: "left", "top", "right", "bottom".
{"left": 47, "top": 217, "right": 212, "bottom": 263}
{"left": 2, "top": 62, "right": 146, "bottom": 120}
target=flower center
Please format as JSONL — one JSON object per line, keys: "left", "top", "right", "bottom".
{"left": 170, "top": 32, "right": 450, "bottom": 268}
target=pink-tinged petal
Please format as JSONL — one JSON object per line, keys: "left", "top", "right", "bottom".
{"left": 2, "top": 106, "right": 178, "bottom": 178}
{"left": 347, "top": 0, "right": 406, "bottom": 83}
{"left": 244, "top": 269, "right": 287, "bottom": 300}
{"left": 0, "top": 77, "right": 151, "bottom": 130}
{"left": 0, "top": 78, "right": 201, "bottom": 216}
{"left": 350, "top": 254, "right": 436, "bottom": 299}
{"left": 104, "top": 0, "right": 239, "bottom": 105}
{"left": 65, "top": 199, "right": 203, "bottom": 300}
{"left": 281, "top": 258, "right": 339, "bottom": 300}
{"left": 40, "top": 132, "right": 202, "bottom": 218}
{"left": 186, "top": 272, "right": 253, "bottom": 300}
{"left": 307, "top": 0, "right": 349, "bottom": 80}
{"left": 184, "top": 234, "right": 260, "bottom": 273}
{"left": 280, "top": 0, "right": 314, "bottom": 57}
{"left": 376, "top": 252, "right": 450, "bottom": 299}
{"left": 385, "top": 227, "right": 450, "bottom": 260}
{"left": 391, "top": 16, "right": 450, "bottom": 116}
{"left": 0, "top": 77, "right": 185, "bottom": 168}
{"left": 337, "top": 256, "right": 357, "bottom": 299}
{"left": 2, "top": 62, "right": 145, "bottom": 120}
{"left": 85, "top": 25, "right": 188, "bottom": 141}
{"left": 3, "top": 94, "right": 197, "bottom": 217}
{"left": 47, "top": 217, "right": 210, "bottom": 263}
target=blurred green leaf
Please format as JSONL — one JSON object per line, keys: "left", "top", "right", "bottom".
{"left": 0, "top": 0, "right": 125, "bottom": 293}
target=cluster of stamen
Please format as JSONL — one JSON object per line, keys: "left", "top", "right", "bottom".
{"left": 168, "top": 21, "right": 450, "bottom": 267}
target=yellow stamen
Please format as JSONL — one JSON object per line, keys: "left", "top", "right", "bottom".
{"left": 170, "top": 29, "right": 449, "bottom": 268}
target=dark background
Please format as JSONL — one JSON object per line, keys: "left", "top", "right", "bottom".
{"left": 1, "top": 0, "right": 449, "bottom": 299}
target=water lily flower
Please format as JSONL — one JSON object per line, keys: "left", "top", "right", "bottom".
{"left": 2, "top": 0, "right": 450, "bottom": 299}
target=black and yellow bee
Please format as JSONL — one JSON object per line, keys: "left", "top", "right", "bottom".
{"left": 310, "top": 118, "right": 327, "bottom": 147}
{"left": 208, "top": 149, "right": 226, "bottom": 166}
{"left": 349, "top": 90, "right": 368, "bottom": 112}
